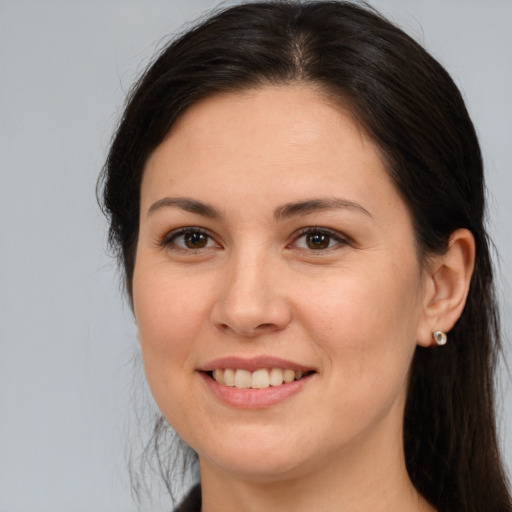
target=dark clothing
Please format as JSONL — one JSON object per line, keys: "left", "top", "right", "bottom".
{"left": 174, "top": 485, "right": 201, "bottom": 512}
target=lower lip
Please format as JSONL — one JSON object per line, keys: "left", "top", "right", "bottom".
{"left": 199, "top": 372, "right": 313, "bottom": 409}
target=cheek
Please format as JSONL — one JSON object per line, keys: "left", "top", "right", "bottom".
{"left": 300, "top": 262, "right": 421, "bottom": 336}
{"left": 134, "top": 264, "right": 212, "bottom": 346}
{"left": 132, "top": 265, "right": 213, "bottom": 403}
{"left": 297, "top": 261, "right": 422, "bottom": 395}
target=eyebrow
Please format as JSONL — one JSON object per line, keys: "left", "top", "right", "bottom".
{"left": 146, "top": 196, "right": 372, "bottom": 221}
{"left": 147, "top": 197, "right": 222, "bottom": 218}
{"left": 273, "top": 198, "right": 372, "bottom": 221}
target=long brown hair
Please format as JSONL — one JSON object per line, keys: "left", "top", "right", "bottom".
{"left": 99, "top": 2, "right": 511, "bottom": 510}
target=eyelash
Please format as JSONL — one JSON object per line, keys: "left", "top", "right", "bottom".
{"left": 290, "top": 227, "right": 351, "bottom": 252}
{"left": 159, "top": 226, "right": 350, "bottom": 253}
{"left": 160, "top": 227, "right": 219, "bottom": 252}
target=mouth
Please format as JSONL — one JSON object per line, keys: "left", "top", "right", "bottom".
{"left": 204, "top": 368, "right": 315, "bottom": 390}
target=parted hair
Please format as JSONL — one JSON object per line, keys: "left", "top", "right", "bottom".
{"left": 99, "top": 2, "right": 512, "bottom": 510}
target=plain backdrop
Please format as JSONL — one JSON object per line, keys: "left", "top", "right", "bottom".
{"left": 1, "top": 0, "right": 511, "bottom": 510}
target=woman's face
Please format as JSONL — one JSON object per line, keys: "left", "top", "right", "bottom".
{"left": 133, "top": 86, "right": 432, "bottom": 481}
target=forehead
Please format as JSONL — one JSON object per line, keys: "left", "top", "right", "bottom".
{"left": 144, "top": 86, "right": 383, "bottom": 181}
{"left": 168, "top": 84, "right": 362, "bottom": 143}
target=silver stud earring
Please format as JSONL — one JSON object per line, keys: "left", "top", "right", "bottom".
{"left": 433, "top": 330, "right": 447, "bottom": 346}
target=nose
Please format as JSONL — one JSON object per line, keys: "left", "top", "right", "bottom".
{"left": 210, "top": 250, "right": 292, "bottom": 338}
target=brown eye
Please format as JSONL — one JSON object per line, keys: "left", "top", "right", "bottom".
{"left": 183, "top": 232, "right": 208, "bottom": 249}
{"left": 306, "top": 232, "right": 331, "bottom": 250}
{"left": 163, "top": 228, "right": 219, "bottom": 251}
{"left": 292, "top": 228, "right": 349, "bottom": 252}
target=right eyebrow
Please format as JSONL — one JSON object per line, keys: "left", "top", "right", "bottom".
{"left": 146, "top": 197, "right": 222, "bottom": 219}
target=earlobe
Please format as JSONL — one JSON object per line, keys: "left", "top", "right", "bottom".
{"left": 417, "top": 228, "right": 476, "bottom": 347}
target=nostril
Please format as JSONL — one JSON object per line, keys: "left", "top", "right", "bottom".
{"left": 256, "top": 323, "right": 275, "bottom": 330}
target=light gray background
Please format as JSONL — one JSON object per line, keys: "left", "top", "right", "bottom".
{"left": 1, "top": 1, "right": 511, "bottom": 510}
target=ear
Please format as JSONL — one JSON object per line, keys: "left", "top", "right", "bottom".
{"left": 416, "top": 228, "right": 475, "bottom": 347}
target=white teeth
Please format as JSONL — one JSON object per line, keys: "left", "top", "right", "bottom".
{"left": 211, "top": 368, "right": 309, "bottom": 389}
{"left": 234, "top": 369, "right": 251, "bottom": 389}
{"left": 223, "top": 368, "right": 235, "bottom": 387}
{"left": 283, "top": 369, "right": 295, "bottom": 383}
{"left": 269, "top": 368, "right": 284, "bottom": 386}
{"left": 213, "top": 369, "right": 224, "bottom": 385}
{"left": 251, "top": 369, "right": 270, "bottom": 389}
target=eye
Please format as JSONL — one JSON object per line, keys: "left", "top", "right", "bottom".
{"left": 162, "top": 228, "right": 220, "bottom": 251}
{"left": 292, "top": 227, "right": 349, "bottom": 251}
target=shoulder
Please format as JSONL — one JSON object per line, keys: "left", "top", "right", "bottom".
{"left": 174, "top": 484, "right": 201, "bottom": 512}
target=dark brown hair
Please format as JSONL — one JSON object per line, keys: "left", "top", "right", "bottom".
{"left": 99, "top": 1, "right": 511, "bottom": 510}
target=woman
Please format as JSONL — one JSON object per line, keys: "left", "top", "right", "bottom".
{"left": 99, "top": 1, "right": 512, "bottom": 511}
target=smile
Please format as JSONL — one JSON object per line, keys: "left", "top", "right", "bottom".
{"left": 209, "top": 368, "right": 312, "bottom": 389}
{"left": 199, "top": 357, "right": 316, "bottom": 407}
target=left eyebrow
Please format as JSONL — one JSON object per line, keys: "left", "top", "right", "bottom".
{"left": 274, "top": 198, "right": 373, "bottom": 221}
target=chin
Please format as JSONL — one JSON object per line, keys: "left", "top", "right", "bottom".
{"left": 200, "top": 445, "right": 314, "bottom": 483}
{"left": 188, "top": 422, "right": 333, "bottom": 483}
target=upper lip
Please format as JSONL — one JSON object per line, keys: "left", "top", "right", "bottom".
{"left": 197, "top": 356, "right": 315, "bottom": 373}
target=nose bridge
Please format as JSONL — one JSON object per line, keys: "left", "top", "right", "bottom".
{"left": 211, "top": 243, "right": 291, "bottom": 336}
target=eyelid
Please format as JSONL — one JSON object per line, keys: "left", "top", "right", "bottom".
{"left": 288, "top": 226, "right": 352, "bottom": 251}
{"left": 159, "top": 226, "right": 222, "bottom": 251}
{"left": 157, "top": 225, "right": 350, "bottom": 253}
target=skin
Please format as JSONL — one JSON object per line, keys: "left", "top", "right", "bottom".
{"left": 133, "top": 85, "right": 474, "bottom": 512}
